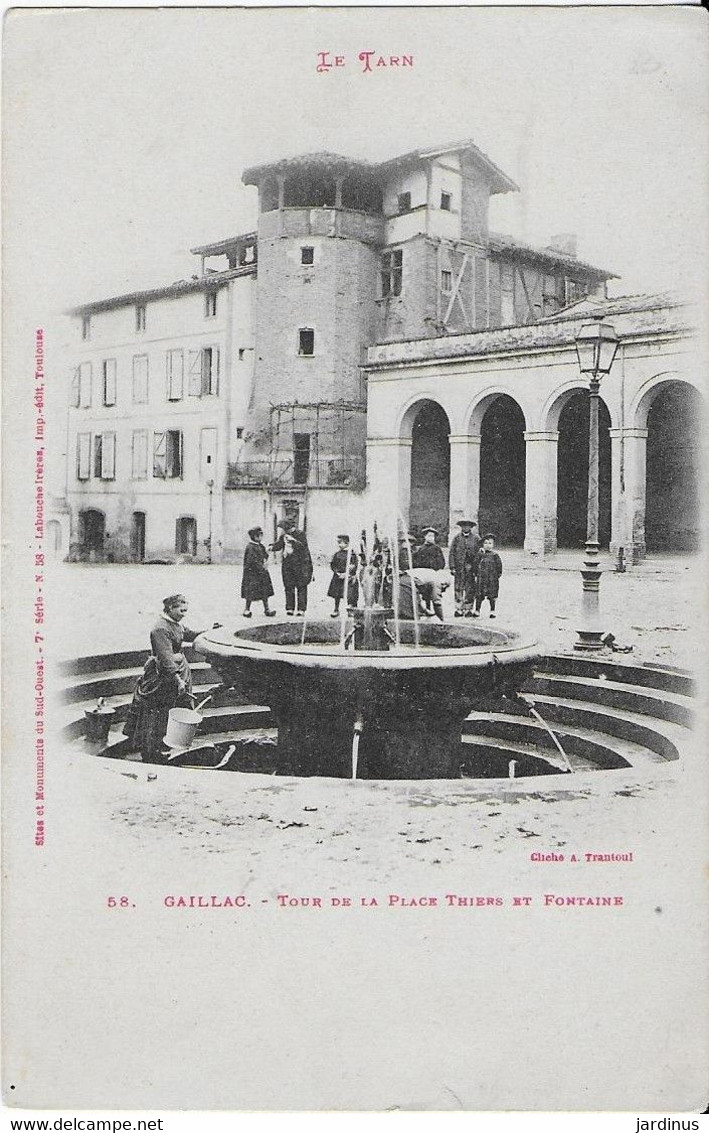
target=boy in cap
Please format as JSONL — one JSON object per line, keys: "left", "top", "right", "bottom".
{"left": 473, "top": 534, "right": 503, "bottom": 618}
{"left": 448, "top": 519, "right": 481, "bottom": 617}
{"left": 327, "top": 534, "right": 359, "bottom": 617}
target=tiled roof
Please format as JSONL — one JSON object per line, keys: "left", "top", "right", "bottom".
{"left": 242, "top": 152, "right": 372, "bottom": 184}
{"left": 66, "top": 266, "right": 255, "bottom": 316}
{"left": 242, "top": 139, "right": 517, "bottom": 195}
{"left": 190, "top": 231, "right": 257, "bottom": 256}
{"left": 489, "top": 233, "right": 617, "bottom": 279}
{"left": 377, "top": 139, "right": 518, "bottom": 194}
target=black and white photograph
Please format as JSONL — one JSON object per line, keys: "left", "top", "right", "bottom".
{"left": 2, "top": 4, "right": 708, "bottom": 1118}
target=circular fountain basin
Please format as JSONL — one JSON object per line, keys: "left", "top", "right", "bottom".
{"left": 194, "top": 619, "right": 541, "bottom": 779}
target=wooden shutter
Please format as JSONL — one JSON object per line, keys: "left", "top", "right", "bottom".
{"left": 167, "top": 351, "right": 184, "bottom": 400}
{"left": 209, "top": 347, "right": 220, "bottom": 395}
{"left": 188, "top": 350, "right": 202, "bottom": 396}
{"left": 71, "top": 368, "right": 80, "bottom": 407}
{"left": 101, "top": 432, "right": 116, "bottom": 479}
{"left": 153, "top": 431, "right": 167, "bottom": 478}
{"left": 132, "top": 430, "right": 148, "bottom": 479}
{"left": 103, "top": 359, "right": 117, "bottom": 406}
{"left": 77, "top": 433, "right": 91, "bottom": 480}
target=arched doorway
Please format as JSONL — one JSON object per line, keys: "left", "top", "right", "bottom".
{"left": 78, "top": 509, "right": 105, "bottom": 558}
{"left": 557, "top": 392, "right": 611, "bottom": 548}
{"left": 478, "top": 396, "right": 526, "bottom": 545}
{"left": 176, "top": 516, "right": 197, "bottom": 557}
{"left": 408, "top": 400, "right": 451, "bottom": 537}
{"left": 645, "top": 382, "right": 701, "bottom": 552}
{"left": 131, "top": 512, "right": 146, "bottom": 561}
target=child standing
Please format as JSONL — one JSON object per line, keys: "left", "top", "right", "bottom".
{"left": 327, "top": 534, "right": 359, "bottom": 617}
{"left": 241, "top": 526, "right": 276, "bottom": 618}
{"left": 473, "top": 534, "right": 503, "bottom": 618}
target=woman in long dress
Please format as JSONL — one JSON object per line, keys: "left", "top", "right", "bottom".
{"left": 123, "top": 593, "right": 200, "bottom": 762}
{"left": 241, "top": 526, "right": 276, "bottom": 617}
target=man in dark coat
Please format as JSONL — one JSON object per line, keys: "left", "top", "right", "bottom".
{"left": 241, "top": 526, "right": 275, "bottom": 617}
{"left": 448, "top": 519, "right": 481, "bottom": 617}
{"left": 271, "top": 520, "right": 313, "bottom": 616}
{"left": 473, "top": 534, "right": 503, "bottom": 618}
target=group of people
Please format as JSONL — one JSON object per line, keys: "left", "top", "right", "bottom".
{"left": 241, "top": 517, "right": 503, "bottom": 622}
{"left": 240, "top": 520, "right": 314, "bottom": 618}
{"left": 122, "top": 519, "right": 503, "bottom": 763}
{"left": 448, "top": 519, "right": 503, "bottom": 618}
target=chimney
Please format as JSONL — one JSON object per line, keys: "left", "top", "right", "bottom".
{"left": 547, "top": 233, "right": 577, "bottom": 258}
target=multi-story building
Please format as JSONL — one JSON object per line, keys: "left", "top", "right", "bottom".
{"left": 63, "top": 139, "right": 700, "bottom": 563}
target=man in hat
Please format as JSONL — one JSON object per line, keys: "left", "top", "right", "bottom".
{"left": 270, "top": 519, "right": 313, "bottom": 616}
{"left": 448, "top": 519, "right": 481, "bottom": 617}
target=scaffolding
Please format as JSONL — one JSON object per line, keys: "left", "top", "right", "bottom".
{"left": 227, "top": 399, "right": 366, "bottom": 490}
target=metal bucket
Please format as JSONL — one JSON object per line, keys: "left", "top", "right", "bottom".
{"left": 164, "top": 707, "right": 202, "bottom": 749}
{"left": 84, "top": 707, "right": 116, "bottom": 743}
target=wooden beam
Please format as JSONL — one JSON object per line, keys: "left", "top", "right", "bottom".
{"left": 436, "top": 241, "right": 442, "bottom": 325}
{"left": 444, "top": 250, "right": 470, "bottom": 326}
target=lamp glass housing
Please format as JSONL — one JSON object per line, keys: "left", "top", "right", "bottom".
{"left": 575, "top": 320, "right": 620, "bottom": 376}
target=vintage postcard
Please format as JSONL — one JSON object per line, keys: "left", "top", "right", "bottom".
{"left": 2, "top": 4, "right": 708, "bottom": 1114}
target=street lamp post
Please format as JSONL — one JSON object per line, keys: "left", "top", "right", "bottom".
{"left": 206, "top": 478, "right": 214, "bottom": 565}
{"left": 573, "top": 318, "right": 620, "bottom": 652}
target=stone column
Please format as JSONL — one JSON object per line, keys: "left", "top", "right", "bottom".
{"left": 366, "top": 437, "right": 412, "bottom": 530}
{"left": 615, "top": 427, "right": 648, "bottom": 564}
{"left": 448, "top": 434, "right": 481, "bottom": 531}
{"left": 334, "top": 176, "right": 344, "bottom": 209}
{"left": 523, "top": 431, "right": 559, "bottom": 557}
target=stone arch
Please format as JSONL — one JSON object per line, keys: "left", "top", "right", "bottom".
{"left": 398, "top": 393, "right": 454, "bottom": 440}
{"left": 554, "top": 389, "right": 612, "bottom": 549}
{"left": 634, "top": 376, "right": 703, "bottom": 552}
{"left": 630, "top": 371, "right": 701, "bottom": 430}
{"left": 476, "top": 394, "right": 527, "bottom": 546}
{"left": 541, "top": 380, "right": 617, "bottom": 433}
{"left": 401, "top": 398, "right": 452, "bottom": 538}
{"left": 465, "top": 387, "right": 529, "bottom": 437}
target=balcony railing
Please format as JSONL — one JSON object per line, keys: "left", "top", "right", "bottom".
{"left": 226, "top": 456, "right": 365, "bottom": 490}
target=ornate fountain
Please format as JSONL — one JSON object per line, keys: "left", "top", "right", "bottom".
{"left": 195, "top": 539, "right": 540, "bottom": 779}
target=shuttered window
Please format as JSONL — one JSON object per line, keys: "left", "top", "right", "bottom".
{"left": 71, "top": 368, "right": 80, "bottom": 408}
{"left": 76, "top": 433, "right": 91, "bottom": 480}
{"left": 188, "top": 350, "right": 202, "bottom": 396}
{"left": 203, "top": 346, "right": 219, "bottom": 394}
{"left": 79, "top": 362, "right": 92, "bottom": 408}
{"left": 166, "top": 350, "right": 184, "bottom": 401}
{"left": 100, "top": 432, "right": 116, "bottom": 479}
{"left": 93, "top": 434, "right": 102, "bottom": 478}
{"left": 102, "top": 359, "right": 117, "bottom": 406}
{"left": 133, "top": 355, "right": 149, "bottom": 403}
{"left": 132, "top": 430, "right": 149, "bottom": 479}
{"left": 381, "top": 250, "right": 403, "bottom": 297}
{"left": 153, "top": 430, "right": 183, "bottom": 479}
{"left": 92, "top": 432, "right": 116, "bottom": 479}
